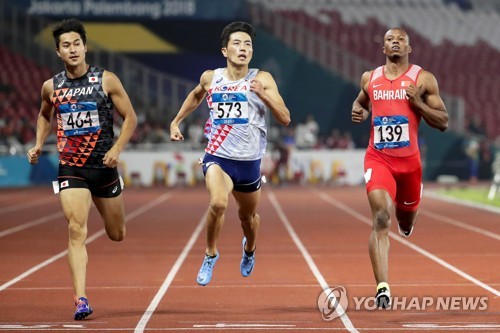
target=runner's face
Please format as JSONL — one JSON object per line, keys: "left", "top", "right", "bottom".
{"left": 56, "top": 32, "right": 87, "bottom": 67}
{"left": 222, "top": 31, "right": 253, "bottom": 66}
{"left": 383, "top": 29, "right": 411, "bottom": 58}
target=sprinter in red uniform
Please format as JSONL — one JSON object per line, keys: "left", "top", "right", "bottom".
{"left": 352, "top": 28, "right": 448, "bottom": 308}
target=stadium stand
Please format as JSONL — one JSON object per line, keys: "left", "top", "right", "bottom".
{"left": 248, "top": 0, "right": 500, "bottom": 139}
{"left": 0, "top": 47, "right": 52, "bottom": 153}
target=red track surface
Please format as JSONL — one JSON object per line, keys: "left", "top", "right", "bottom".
{"left": 0, "top": 185, "right": 499, "bottom": 332}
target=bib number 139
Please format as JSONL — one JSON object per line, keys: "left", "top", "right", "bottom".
{"left": 373, "top": 115, "right": 410, "bottom": 149}
{"left": 377, "top": 125, "right": 403, "bottom": 143}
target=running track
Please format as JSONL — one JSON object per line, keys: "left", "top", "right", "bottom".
{"left": 0, "top": 184, "right": 499, "bottom": 332}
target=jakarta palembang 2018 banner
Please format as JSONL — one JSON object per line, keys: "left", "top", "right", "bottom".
{"left": 13, "top": 0, "right": 248, "bottom": 20}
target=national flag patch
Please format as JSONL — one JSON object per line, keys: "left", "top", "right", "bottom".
{"left": 60, "top": 180, "right": 69, "bottom": 188}
{"left": 88, "top": 76, "right": 98, "bottom": 83}
{"left": 401, "top": 81, "right": 411, "bottom": 87}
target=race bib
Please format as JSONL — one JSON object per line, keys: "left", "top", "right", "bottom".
{"left": 59, "top": 102, "right": 101, "bottom": 136}
{"left": 373, "top": 115, "right": 410, "bottom": 149}
{"left": 211, "top": 92, "right": 249, "bottom": 125}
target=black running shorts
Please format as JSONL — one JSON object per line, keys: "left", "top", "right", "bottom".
{"left": 58, "top": 164, "right": 122, "bottom": 198}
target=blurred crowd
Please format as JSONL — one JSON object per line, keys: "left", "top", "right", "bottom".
{"left": 463, "top": 114, "right": 500, "bottom": 183}
{"left": 3, "top": 104, "right": 499, "bottom": 185}
{"left": 0, "top": 110, "right": 357, "bottom": 153}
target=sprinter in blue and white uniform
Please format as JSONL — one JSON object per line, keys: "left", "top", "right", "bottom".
{"left": 170, "top": 21, "right": 290, "bottom": 286}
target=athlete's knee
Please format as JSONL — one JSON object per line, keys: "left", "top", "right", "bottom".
{"left": 240, "top": 212, "right": 259, "bottom": 227}
{"left": 373, "top": 209, "right": 391, "bottom": 231}
{"left": 209, "top": 198, "right": 228, "bottom": 216}
{"left": 68, "top": 220, "right": 87, "bottom": 244}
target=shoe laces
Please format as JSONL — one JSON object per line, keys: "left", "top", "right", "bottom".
{"left": 243, "top": 253, "right": 255, "bottom": 263}
{"left": 200, "top": 255, "right": 217, "bottom": 272}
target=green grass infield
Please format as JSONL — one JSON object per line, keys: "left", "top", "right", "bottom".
{"left": 437, "top": 185, "right": 500, "bottom": 208}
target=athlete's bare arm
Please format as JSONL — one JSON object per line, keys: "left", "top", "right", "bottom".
{"left": 27, "top": 79, "right": 55, "bottom": 165}
{"left": 102, "top": 70, "right": 138, "bottom": 168}
{"left": 352, "top": 71, "right": 372, "bottom": 123}
{"left": 406, "top": 70, "right": 448, "bottom": 131}
{"left": 252, "top": 71, "right": 290, "bottom": 126}
{"left": 170, "top": 70, "right": 213, "bottom": 141}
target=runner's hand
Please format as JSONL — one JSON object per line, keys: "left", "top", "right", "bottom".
{"left": 170, "top": 125, "right": 184, "bottom": 141}
{"left": 27, "top": 147, "right": 41, "bottom": 165}
{"left": 352, "top": 106, "right": 367, "bottom": 123}
{"left": 103, "top": 147, "right": 120, "bottom": 168}
{"left": 249, "top": 79, "right": 264, "bottom": 96}
{"left": 406, "top": 84, "right": 424, "bottom": 106}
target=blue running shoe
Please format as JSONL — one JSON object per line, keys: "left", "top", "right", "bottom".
{"left": 240, "top": 237, "right": 255, "bottom": 277}
{"left": 74, "top": 297, "right": 93, "bottom": 320}
{"left": 197, "top": 252, "right": 219, "bottom": 286}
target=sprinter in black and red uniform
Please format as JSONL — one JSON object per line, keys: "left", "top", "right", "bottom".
{"left": 27, "top": 19, "right": 137, "bottom": 320}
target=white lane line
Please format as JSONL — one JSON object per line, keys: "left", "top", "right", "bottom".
{"left": 316, "top": 191, "right": 500, "bottom": 297}
{"left": 134, "top": 212, "right": 206, "bottom": 333}
{"left": 0, "top": 197, "right": 57, "bottom": 215}
{"left": 420, "top": 208, "right": 500, "bottom": 241}
{"left": 268, "top": 191, "right": 359, "bottom": 333}
{"left": 0, "top": 326, "right": 499, "bottom": 331}
{"left": 10, "top": 281, "right": 500, "bottom": 292}
{"left": 0, "top": 193, "right": 172, "bottom": 292}
{"left": 0, "top": 211, "right": 64, "bottom": 238}
{"left": 0, "top": 191, "right": 30, "bottom": 203}
{"left": 193, "top": 324, "right": 295, "bottom": 328}
{"left": 404, "top": 323, "right": 500, "bottom": 329}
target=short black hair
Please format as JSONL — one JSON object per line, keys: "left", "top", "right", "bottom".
{"left": 52, "top": 18, "right": 87, "bottom": 48}
{"left": 220, "top": 21, "right": 256, "bottom": 48}
{"left": 384, "top": 27, "right": 410, "bottom": 44}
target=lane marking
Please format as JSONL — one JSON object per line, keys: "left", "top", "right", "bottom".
{"left": 420, "top": 208, "right": 500, "bottom": 241}
{"left": 0, "top": 326, "right": 498, "bottom": 331}
{"left": 404, "top": 323, "right": 500, "bottom": 329}
{"left": 0, "top": 193, "right": 173, "bottom": 292}
{"left": 0, "top": 191, "right": 32, "bottom": 203}
{"left": 0, "top": 211, "right": 64, "bottom": 238}
{"left": 267, "top": 191, "right": 359, "bottom": 333}
{"left": 193, "top": 324, "right": 295, "bottom": 328}
{"left": 134, "top": 212, "right": 206, "bottom": 333}
{"left": 9, "top": 281, "right": 499, "bottom": 292}
{"left": 316, "top": 191, "right": 500, "bottom": 297}
{"left": 0, "top": 197, "right": 57, "bottom": 215}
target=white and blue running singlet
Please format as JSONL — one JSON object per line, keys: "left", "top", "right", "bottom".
{"left": 204, "top": 68, "right": 267, "bottom": 160}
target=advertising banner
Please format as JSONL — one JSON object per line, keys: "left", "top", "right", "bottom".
{"left": 12, "top": 0, "right": 247, "bottom": 20}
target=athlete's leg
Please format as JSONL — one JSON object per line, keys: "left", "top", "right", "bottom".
{"left": 233, "top": 189, "right": 261, "bottom": 252}
{"left": 204, "top": 164, "right": 233, "bottom": 256}
{"left": 395, "top": 163, "right": 422, "bottom": 235}
{"left": 367, "top": 189, "right": 393, "bottom": 284}
{"left": 395, "top": 209, "right": 418, "bottom": 235}
{"left": 60, "top": 188, "right": 92, "bottom": 298}
{"left": 93, "top": 194, "right": 126, "bottom": 241}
